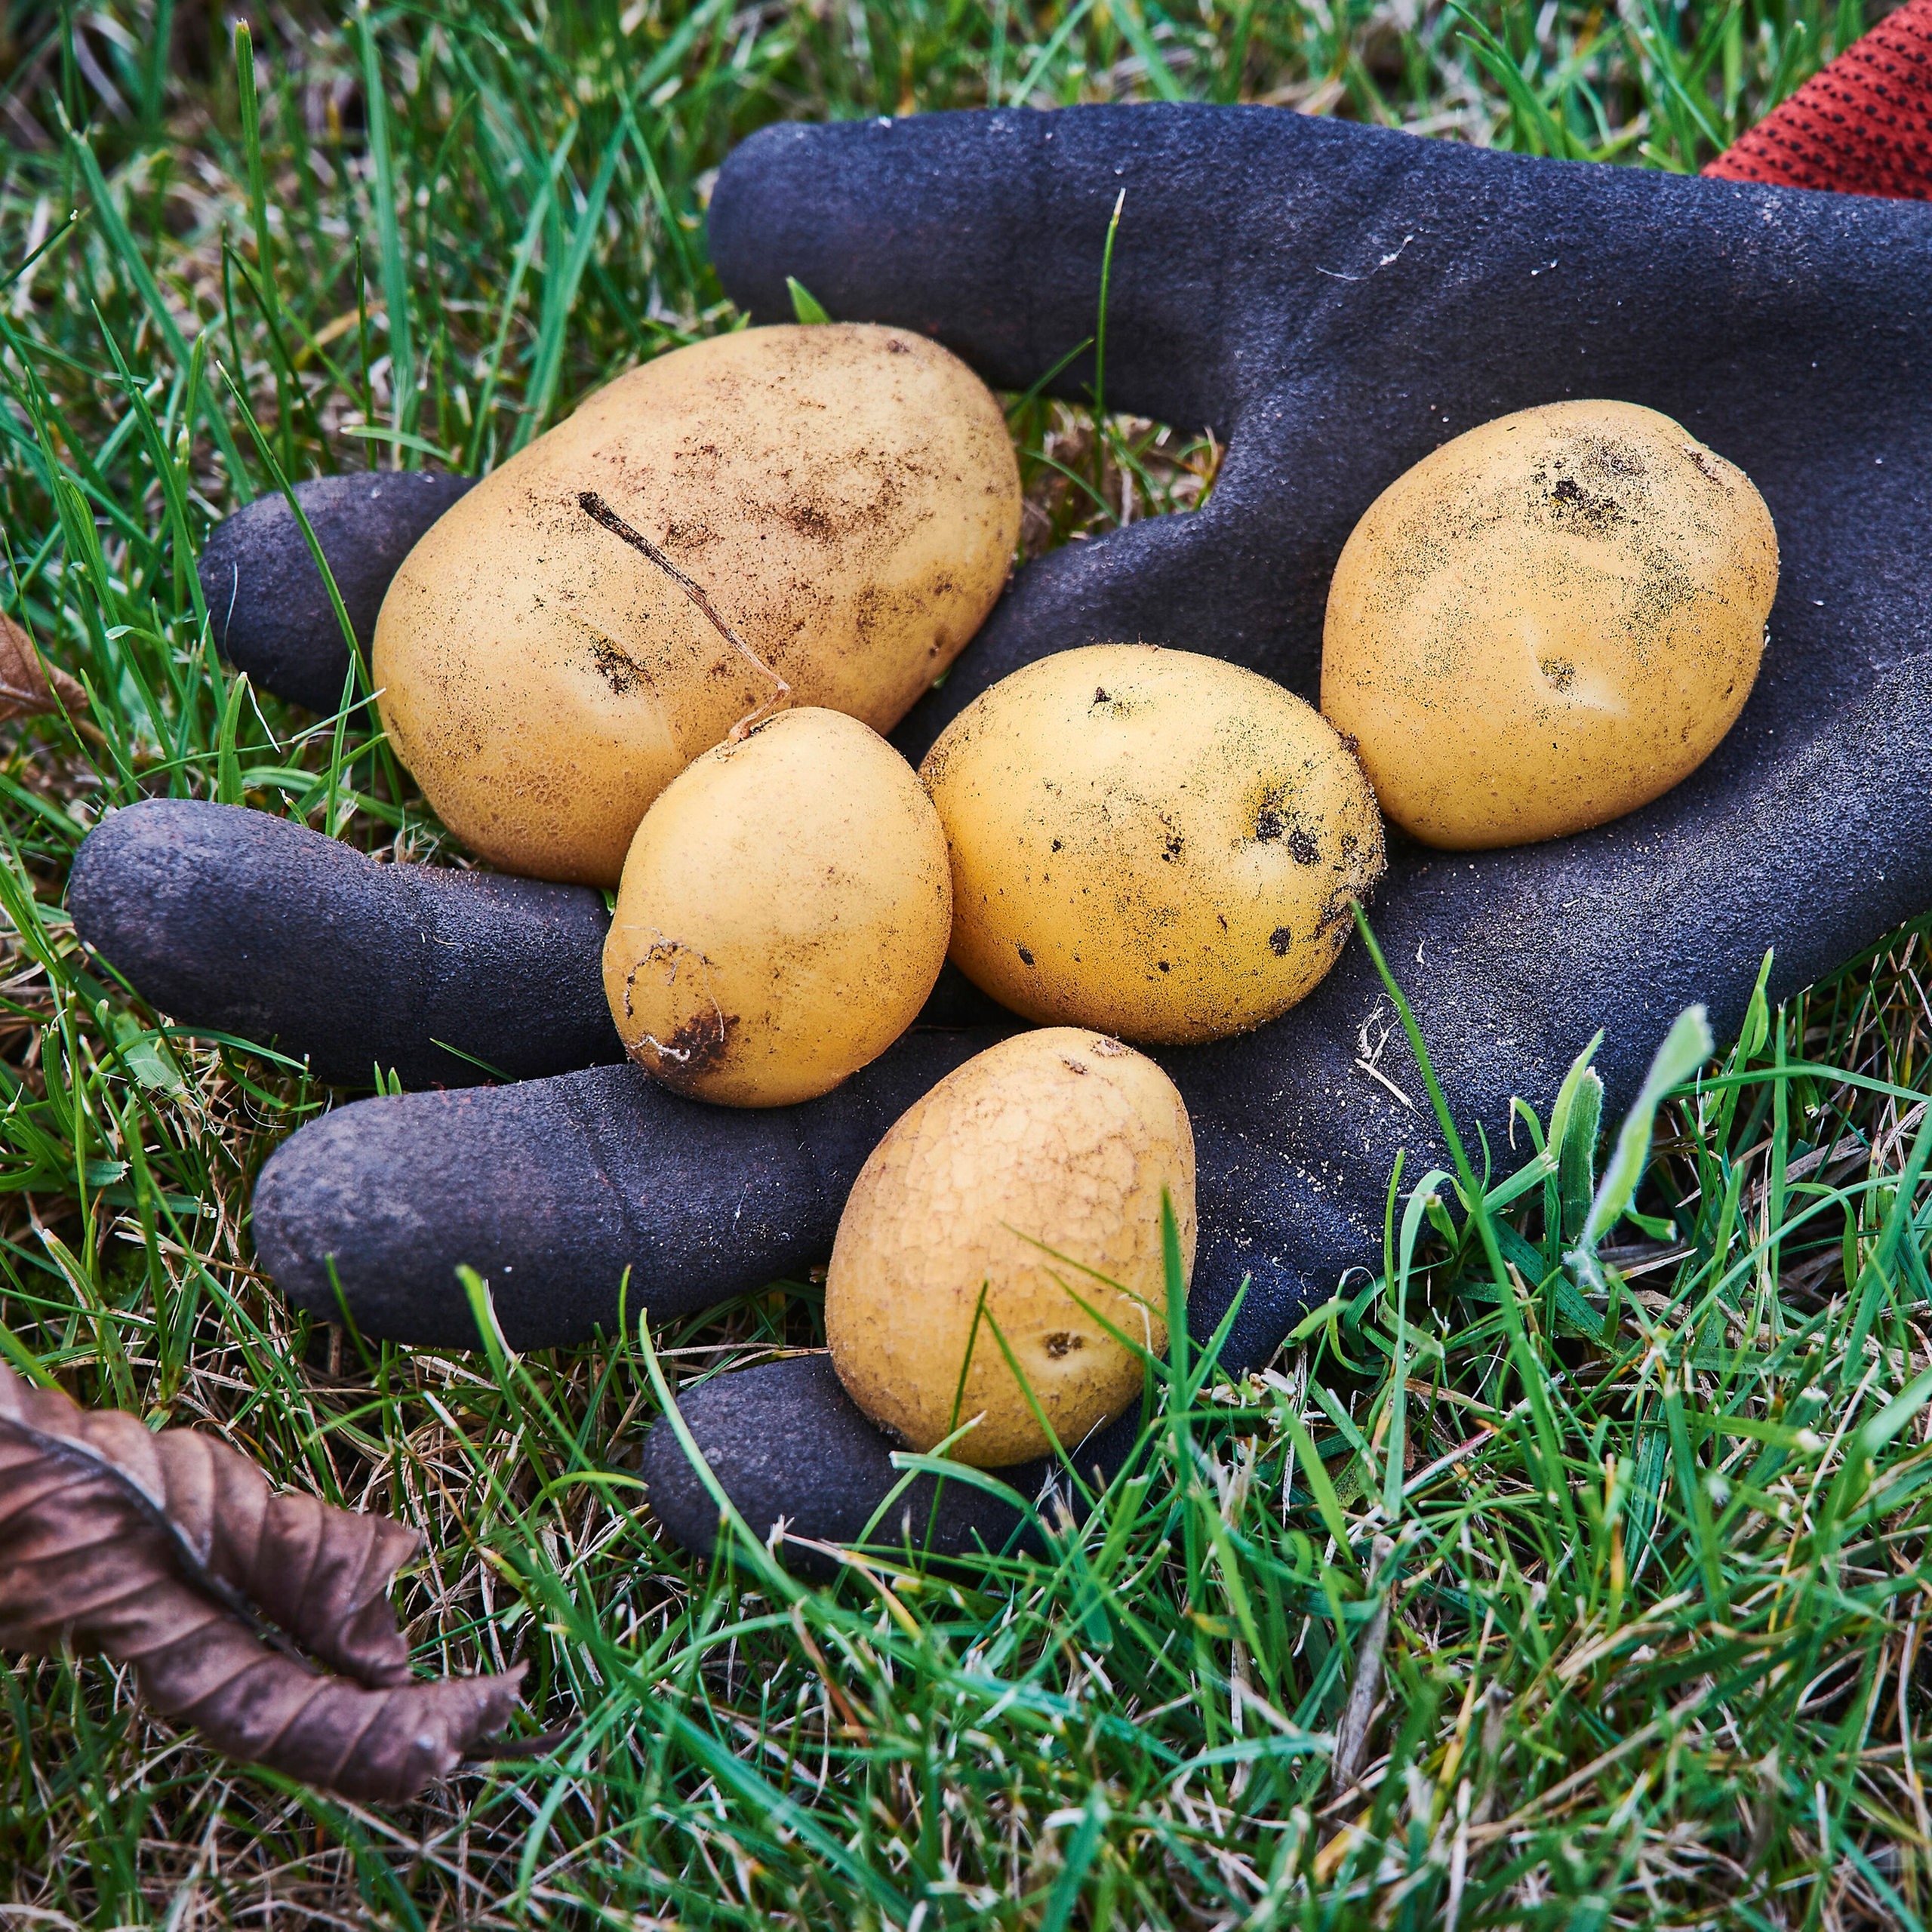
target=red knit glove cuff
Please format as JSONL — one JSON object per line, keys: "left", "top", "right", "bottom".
{"left": 1705, "top": 0, "right": 1932, "bottom": 198}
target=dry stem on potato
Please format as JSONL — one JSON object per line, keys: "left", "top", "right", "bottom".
{"left": 577, "top": 490, "right": 792, "bottom": 740}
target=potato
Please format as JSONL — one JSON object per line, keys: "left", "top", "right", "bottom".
{"left": 602, "top": 707, "right": 951, "bottom": 1107}
{"left": 375, "top": 325, "right": 1021, "bottom": 886}
{"left": 919, "top": 645, "right": 1385, "bottom": 1044}
{"left": 1321, "top": 399, "right": 1778, "bottom": 849}
{"left": 826, "top": 1028, "right": 1195, "bottom": 1467}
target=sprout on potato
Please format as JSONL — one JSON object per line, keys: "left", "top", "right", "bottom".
{"left": 376, "top": 325, "right": 1021, "bottom": 886}
{"left": 603, "top": 708, "right": 952, "bottom": 1108}
{"left": 826, "top": 1029, "right": 1196, "bottom": 1468}
{"left": 919, "top": 645, "right": 1386, "bottom": 1044}
{"left": 1322, "top": 399, "right": 1778, "bottom": 849}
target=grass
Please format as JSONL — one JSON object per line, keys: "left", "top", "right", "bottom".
{"left": 0, "top": 0, "right": 1925, "bottom": 1924}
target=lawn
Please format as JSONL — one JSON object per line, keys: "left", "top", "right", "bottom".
{"left": 4, "top": 0, "right": 1930, "bottom": 1925}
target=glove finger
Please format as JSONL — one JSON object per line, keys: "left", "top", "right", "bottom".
{"left": 209, "top": 109, "right": 1932, "bottom": 721}
{"left": 70, "top": 801, "right": 619, "bottom": 1090}
{"left": 200, "top": 472, "right": 473, "bottom": 712}
{"left": 253, "top": 1032, "right": 1004, "bottom": 1349}
{"left": 639, "top": 1354, "right": 1142, "bottom": 1573}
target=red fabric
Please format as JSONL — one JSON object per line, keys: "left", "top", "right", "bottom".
{"left": 1706, "top": 0, "right": 1932, "bottom": 197}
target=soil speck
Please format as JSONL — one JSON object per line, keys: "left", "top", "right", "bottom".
{"left": 589, "top": 638, "right": 646, "bottom": 696}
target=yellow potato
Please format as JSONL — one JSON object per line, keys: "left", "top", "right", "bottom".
{"left": 376, "top": 325, "right": 1020, "bottom": 885}
{"left": 1321, "top": 399, "right": 1778, "bottom": 849}
{"left": 602, "top": 708, "right": 951, "bottom": 1107}
{"left": 918, "top": 645, "right": 1385, "bottom": 1044}
{"left": 826, "top": 1028, "right": 1195, "bottom": 1467}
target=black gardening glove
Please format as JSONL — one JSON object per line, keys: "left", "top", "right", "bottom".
{"left": 69, "top": 104, "right": 1932, "bottom": 1568}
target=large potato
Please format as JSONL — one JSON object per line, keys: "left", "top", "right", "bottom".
{"left": 919, "top": 645, "right": 1385, "bottom": 1044}
{"left": 603, "top": 708, "right": 951, "bottom": 1107}
{"left": 1321, "top": 399, "right": 1778, "bottom": 848}
{"left": 826, "top": 1029, "right": 1195, "bottom": 1467}
{"left": 376, "top": 325, "right": 1021, "bottom": 886}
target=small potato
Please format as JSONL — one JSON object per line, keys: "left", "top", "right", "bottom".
{"left": 826, "top": 1028, "right": 1195, "bottom": 1467}
{"left": 919, "top": 645, "right": 1385, "bottom": 1044}
{"left": 376, "top": 325, "right": 1020, "bottom": 885}
{"left": 602, "top": 708, "right": 951, "bottom": 1107}
{"left": 1321, "top": 399, "right": 1778, "bottom": 848}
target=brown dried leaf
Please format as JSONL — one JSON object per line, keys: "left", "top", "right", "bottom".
{"left": 0, "top": 612, "right": 87, "bottom": 722}
{"left": 0, "top": 1361, "right": 524, "bottom": 1801}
